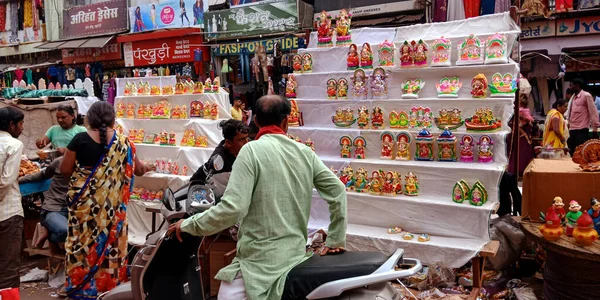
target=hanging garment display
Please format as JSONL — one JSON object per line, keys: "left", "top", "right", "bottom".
{"left": 481, "top": 0, "right": 496, "bottom": 15}
{"left": 434, "top": 0, "right": 448, "bottom": 22}
{"left": 0, "top": 4, "right": 6, "bottom": 32}
{"left": 10, "top": 1, "right": 17, "bottom": 35}
{"left": 464, "top": 0, "right": 481, "bottom": 18}
{"left": 447, "top": 0, "right": 466, "bottom": 21}
{"left": 24, "top": 0, "right": 33, "bottom": 27}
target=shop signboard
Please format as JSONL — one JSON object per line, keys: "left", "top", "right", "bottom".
{"left": 123, "top": 35, "right": 202, "bottom": 67}
{"left": 313, "top": 1, "right": 417, "bottom": 20}
{"left": 214, "top": 36, "right": 304, "bottom": 56}
{"left": 566, "top": 56, "right": 600, "bottom": 72}
{"left": 129, "top": 0, "right": 209, "bottom": 33}
{"left": 556, "top": 16, "right": 600, "bottom": 36}
{"left": 228, "top": 0, "right": 274, "bottom": 7}
{"left": 62, "top": 43, "right": 122, "bottom": 65}
{"left": 62, "top": 0, "right": 129, "bottom": 39}
{"left": 204, "top": 0, "right": 298, "bottom": 39}
{"left": 520, "top": 20, "right": 556, "bottom": 39}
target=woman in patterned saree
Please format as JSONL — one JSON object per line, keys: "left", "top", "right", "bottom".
{"left": 60, "top": 102, "right": 154, "bottom": 298}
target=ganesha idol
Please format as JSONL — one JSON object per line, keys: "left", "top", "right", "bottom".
{"left": 335, "top": 9, "right": 352, "bottom": 46}
{"left": 370, "top": 68, "right": 388, "bottom": 99}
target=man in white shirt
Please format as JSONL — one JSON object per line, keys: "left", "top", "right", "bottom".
{"left": 0, "top": 107, "right": 25, "bottom": 293}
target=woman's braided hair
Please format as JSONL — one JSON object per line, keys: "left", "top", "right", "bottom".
{"left": 86, "top": 102, "right": 115, "bottom": 152}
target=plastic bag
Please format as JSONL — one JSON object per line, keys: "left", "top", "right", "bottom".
{"left": 487, "top": 215, "right": 526, "bottom": 270}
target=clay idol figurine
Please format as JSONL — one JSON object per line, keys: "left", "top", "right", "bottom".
{"left": 437, "top": 127, "right": 457, "bottom": 162}
{"left": 471, "top": 74, "right": 488, "bottom": 98}
{"left": 415, "top": 128, "right": 434, "bottom": 161}
{"left": 485, "top": 33, "right": 508, "bottom": 64}
{"left": 370, "top": 68, "right": 388, "bottom": 99}
{"left": 357, "top": 106, "right": 370, "bottom": 129}
{"left": 566, "top": 200, "right": 583, "bottom": 237}
{"left": 395, "top": 132, "right": 411, "bottom": 161}
{"left": 351, "top": 69, "right": 368, "bottom": 100}
{"left": 431, "top": 37, "right": 451, "bottom": 67}
{"left": 469, "top": 181, "right": 488, "bottom": 206}
{"left": 489, "top": 73, "right": 517, "bottom": 97}
{"left": 326, "top": 78, "right": 338, "bottom": 99}
{"left": 360, "top": 43, "right": 373, "bottom": 69}
{"left": 399, "top": 41, "right": 413, "bottom": 68}
{"left": 401, "top": 79, "right": 424, "bottom": 99}
{"left": 340, "top": 136, "right": 352, "bottom": 158}
{"left": 353, "top": 136, "right": 367, "bottom": 159}
{"left": 460, "top": 135, "right": 475, "bottom": 162}
{"left": 302, "top": 53, "right": 313, "bottom": 73}
{"left": 457, "top": 34, "right": 484, "bottom": 65}
{"left": 371, "top": 106, "right": 384, "bottom": 129}
{"left": 380, "top": 132, "right": 394, "bottom": 160}
{"left": 412, "top": 40, "right": 428, "bottom": 67}
{"left": 347, "top": 44, "right": 359, "bottom": 70}
{"left": 378, "top": 40, "right": 395, "bottom": 66}
{"left": 336, "top": 9, "right": 352, "bottom": 46}
{"left": 337, "top": 78, "right": 349, "bottom": 99}
{"left": 285, "top": 75, "right": 297, "bottom": 98}
{"left": 436, "top": 77, "right": 462, "bottom": 98}
{"left": 389, "top": 111, "right": 409, "bottom": 129}
{"left": 404, "top": 172, "right": 419, "bottom": 196}
{"left": 477, "top": 135, "right": 494, "bottom": 163}
{"left": 316, "top": 10, "right": 333, "bottom": 47}
{"left": 453, "top": 180, "right": 471, "bottom": 203}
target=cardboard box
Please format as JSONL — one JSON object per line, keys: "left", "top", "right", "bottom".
{"left": 522, "top": 159, "right": 600, "bottom": 221}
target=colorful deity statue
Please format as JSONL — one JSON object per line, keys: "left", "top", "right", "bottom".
{"left": 477, "top": 135, "right": 494, "bottom": 163}
{"left": 354, "top": 168, "right": 369, "bottom": 193}
{"left": 401, "top": 79, "right": 424, "bottom": 99}
{"left": 436, "top": 76, "right": 463, "bottom": 98}
{"left": 404, "top": 172, "right": 419, "bottom": 196}
{"left": 292, "top": 54, "right": 303, "bottom": 73}
{"left": 357, "top": 106, "right": 370, "bottom": 129}
{"left": 437, "top": 127, "right": 457, "bottom": 162}
{"left": 288, "top": 99, "right": 300, "bottom": 127}
{"left": 435, "top": 107, "right": 464, "bottom": 130}
{"left": 371, "top": 106, "right": 384, "bottom": 129}
{"left": 415, "top": 128, "right": 434, "bottom": 161}
{"left": 457, "top": 34, "right": 484, "bottom": 65}
{"left": 412, "top": 40, "right": 428, "bottom": 67}
{"left": 465, "top": 108, "right": 502, "bottom": 132}
{"left": 360, "top": 43, "right": 373, "bottom": 69}
{"left": 326, "top": 78, "right": 338, "bottom": 99}
{"left": 469, "top": 181, "right": 488, "bottom": 206}
{"left": 370, "top": 68, "right": 388, "bottom": 99}
{"left": 431, "top": 36, "right": 452, "bottom": 67}
{"left": 378, "top": 40, "right": 395, "bottom": 67}
{"left": 302, "top": 53, "right": 313, "bottom": 73}
{"left": 353, "top": 136, "right": 367, "bottom": 159}
{"left": 316, "top": 10, "right": 334, "bottom": 47}
{"left": 190, "top": 100, "right": 204, "bottom": 118}
{"left": 471, "top": 73, "right": 488, "bottom": 98}
{"left": 485, "top": 33, "right": 508, "bottom": 64}
{"left": 489, "top": 73, "right": 517, "bottom": 97}
{"left": 351, "top": 69, "right": 368, "bottom": 100}
{"left": 340, "top": 136, "right": 352, "bottom": 158}
{"left": 337, "top": 78, "right": 349, "bottom": 99}
{"left": 347, "top": 44, "right": 360, "bottom": 70}
{"left": 390, "top": 111, "right": 409, "bottom": 129}
{"left": 453, "top": 180, "right": 471, "bottom": 203}
{"left": 396, "top": 132, "right": 411, "bottom": 161}
{"left": 380, "top": 132, "right": 394, "bottom": 159}
{"left": 368, "top": 171, "right": 384, "bottom": 195}
{"left": 399, "top": 41, "right": 413, "bottom": 68}
{"left": 285, "top": 75, "right": 297, "bottom": 98}
{"left": 460, "top": 135, "right": 475, "bottom": 162}
{"left": 382, "top": 171, "right": 396, "bottom": 196}
{"left": 331, "top": 107, "right": 356, "bottom": 127}
{"left": 336, "top": 9, "right": 352, "bottom": 46}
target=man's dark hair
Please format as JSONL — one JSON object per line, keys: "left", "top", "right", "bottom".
{"left": 555, "top": 99, "right": 568, "bottom": 108}
{"left": 219, "top": 119, "right": 248, "bottom": 141}
{"left": 254, "top": 95, "right": 291, "bottom": 127}
{"left": 0, "top": 107, "right": 24, "bottom": 132}
{"left": 572, "top": 78, "right": 586, "bottom": 89}
{"left": 566, "top": 88, "right": 573, "bottom": 95}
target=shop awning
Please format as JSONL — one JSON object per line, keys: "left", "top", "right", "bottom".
{"left": 36, "top": 35, "right": 115, "bottom": 50}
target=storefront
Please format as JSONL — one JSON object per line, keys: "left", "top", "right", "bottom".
{"left": 520, "top": 15, "right": 600, "bottom": 115}
{"left": 118, "top": 29, "right": 210, "bottom": 80}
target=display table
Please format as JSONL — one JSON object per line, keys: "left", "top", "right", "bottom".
{"left": 522, "top": 159, "right": 600, "bottom": 221}
{"left": 520, "top": 220, "right": 600, "bottom": 300}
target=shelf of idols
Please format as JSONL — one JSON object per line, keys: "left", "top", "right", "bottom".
{"left": 116, "top": 118, "right": 228, "bottom": 147}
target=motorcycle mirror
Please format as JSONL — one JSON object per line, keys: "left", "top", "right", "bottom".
{"left": 212, "top": 155, "right": 224, "bottom": 172}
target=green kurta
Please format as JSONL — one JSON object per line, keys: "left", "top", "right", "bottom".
{"left": 181, "top": 134, "right": 347, "bottom": 300}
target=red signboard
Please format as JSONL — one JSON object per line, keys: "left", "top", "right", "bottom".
{"left": 62, "top": 0, "right": 129, "bottom": 39}
{"left": 123, "top": 35, "right": 202, "bottom": 67}
{"left": 61, "top": 43, "right": 122, "bottom": 65}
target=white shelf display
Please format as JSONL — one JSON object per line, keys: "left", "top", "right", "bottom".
{"left": 114, "top": 88, "right": 232, "bottom": 180}
{"left": 293, "top": 13, "right": 520, "bottom": 268}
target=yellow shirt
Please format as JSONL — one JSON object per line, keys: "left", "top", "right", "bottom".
{"left": 231, "top": 107, "right": 243, "bottom": 121}
{"left": 543, "top": 109, "right": 565, "bottom": 148}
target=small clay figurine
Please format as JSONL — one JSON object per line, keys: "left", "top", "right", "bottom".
{"left": 460, "top": 135, "right": 475, "bottom": 162}
{"left": 389, "top": 111, "right": 409, "bottom": 129}
{"left": 331, "top": 107, "right": 356, "bottom": 127}
{"left": 471, "top": 74, "right": 488, "bottom": 98}
{"left": 190, "top": 101, "right": 204, "bottom": 118}
{"left": 412, "top": 40, "right": 428, "bottom": 67}
{"left": 353, "top": 136, "right": 367, "bottom": 159}
{"left": 485, "top": 33, "right": 508, "bottom": 64}
{"left": 403, "top": 232, "right": 414, "bottom": 240}
{"left": 465, "top": 108, "right": 502, "bottom": 132}
{"left": 437, "top": 127, "right": 457, "bottom": 162}
{"left": 288, "top": 100, "right": 301, "bottom": 127}
{"left": 347, "top": 44, "right": 360, "bottom": 70}
{"left": 370, "top": 68, "right": 388, "bottom": 99}
{"left": 435, "top": 107, "right": 464, "bottom": 130}
{"left": 336, "top": 9, "right": 352, "bottom": 46}
{"left": 371, "top": 106, "right": 384, "bottom": 130}
{"left": 477, "top": 135, "right": 494, "bottom": 163}
{"left": 326, "top": 78, "right": 338, "bottom": 99}
{"left": 457, "top": 34, "right": 484, "bottom": 65}
{"left": 368, "top": 171, "right": 383, "bottom": 195}
{"left": 360, "top": 43, "right": 373, "bottom": 69}
{"left": 316, "top": 10, "right": 333, "bottom": 47}
{"left": 469, "top": 181, "right": 488, "bottom": 206}
{"left": 194, "top": 81, "right": 204, "bottom": 94}
{"left": 566, "top": 200, "right": 583, "bottom": 236}
{"left": 340, "top": 136, "right": 352, "bottom": 158}
{"left": 354, "top": 168, "right": 369, "bottom": 193}
{"left": 378, "top": 40, "right": 395, "bottom": 67}
{"left": 116, "top": 101, "right": 126, "bottom": 118}
{"left": 337, "top": 78, "right": 349, "bottom": 99}
{"left": 401, "top": 79, "right": 424, "bottom": 99}
{"left": 357, "top": 106, "right": 370, "bottom": 129}
{"left": 404, "top": 172, "right": 419, "bottom": 196}
{"left": 351, "top": 69, "right": 368, "bottom": 100}
{"left": 453, "top": 180, "right": 471, "bottom": 203}
{"left": 415, "top": 128, "right": 434, "bottom": 161}
{"left": 540, "top": 207, "right": 563, "bottom": 242}
{"left": 436, "top": 76, "right": 462, "bottom": 98}
{"left": 573, "top": 211, "right": 599, "bottom": 246}
{"left": 204, "top": 78, "right": 212, "bottom": 93}
{"left": 418, "top": 234, "right": 430, "bottom": 242}
{"left": 380, "top": 132, "right": 394, "bottom": 160}
{"left": 399, "top": 41, "right": 413, "bottom": 68}
{"left": 588, "top": 198, "right": 600, "bottom": 234}
{"left": 395, "top": 132, "right": 411, "bottom": 161}
{"left": 292, "top": 54, "right": 303, "bottom": 73}
{"left": 302, "top": 53, "right": 313, "bottom": 73}
{"left": 126, "top": 103, "right": 136, "bottom": 119}
{"left": 489, "top": 73, "right": 517, "bottom": 97}
{"left": 431, "top": 36, "right": 452, "bottom": 67}
{"left": 285, "top": 75, "right": 297, "bottom": 98}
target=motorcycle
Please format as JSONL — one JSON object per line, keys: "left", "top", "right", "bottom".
{"left": 100, "top": 156, "right": 422, "bottom": 300}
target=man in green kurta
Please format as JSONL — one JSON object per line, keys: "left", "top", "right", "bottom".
{"left": 168, "top": 95, "right": 347, "bottom": 300}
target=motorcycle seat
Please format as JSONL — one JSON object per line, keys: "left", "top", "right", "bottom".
{"left": 282, "top": 251, "right": 388, "bottom": 300}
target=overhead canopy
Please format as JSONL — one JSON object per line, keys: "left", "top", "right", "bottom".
{"left": 36, "top": 35, "right": 115, "bottom": 50}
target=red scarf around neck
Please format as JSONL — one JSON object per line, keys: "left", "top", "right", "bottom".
{"left": 255, "top": 125, "right": 286, "bottom": 140}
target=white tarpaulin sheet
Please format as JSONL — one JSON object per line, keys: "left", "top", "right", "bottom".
{"left": 307, "top": 27, "right": 397, "bottom": 49}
